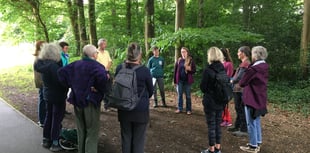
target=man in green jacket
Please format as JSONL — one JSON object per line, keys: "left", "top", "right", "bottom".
{"left": 147, "top": 46, "right": 166, "bottom": 108}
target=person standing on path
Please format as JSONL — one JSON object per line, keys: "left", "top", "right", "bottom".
{"left": 220, "top": 48, "right": 234, "bottom": 127}
{"left": 200, "top": 47, "right": 226, "bottom": 153}
{"left": 147, "top": 46, "right": 166, "bottom": 108}
{"left": 239, "top": 46, "right": 269, "bottom": 153}
{"left": 58, "top": 44, "right": 109, "bottom": 153}
{"left": 34, "top": 43, "right": 68, "bottom": 152}
{"left": 33, "top": 40, "right": 46, "bottom": 127}
{"left": 173, "top": 47, "right": 196, "bottom": 115}
{"left": 115, "top": 42, "right": 153, "bottom": 153}
{"left": 228, "top": 46, "right": 251, "bottom": 137}
{"left": 59, "top": 41, "right": 72, "bottom": 115}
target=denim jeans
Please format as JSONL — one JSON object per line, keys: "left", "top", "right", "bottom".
{"left": 244, "top": 106, "right": 262, "bottom": 147}
{"left": 177, "top": 81, "right": 191, "bottom": 112}
{"left": 38, "top": 87, "right": 46, "bottom": 124}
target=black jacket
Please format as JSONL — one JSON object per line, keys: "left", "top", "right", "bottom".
{"left": 200, "top": 61, "right": 226, "bottom": 111}
{"left": 34, "top": 59, "right": 68, "bottom": 105}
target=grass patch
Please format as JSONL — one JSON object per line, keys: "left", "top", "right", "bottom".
{"left": 0, "top": 65, "right": 35, "bottom": 93}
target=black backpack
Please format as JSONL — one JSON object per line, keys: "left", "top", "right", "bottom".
{"left": 106, "top": 63, "right": 144, "bottom": 111}
{"left": 209, "top": 67, "right": 233, "bottom": 105}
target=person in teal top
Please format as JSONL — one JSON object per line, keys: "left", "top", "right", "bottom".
{"left": 59, "top": 41, "right": 71, "bottom": 115}
{"left": 147, "top": 46, "right": 166, "bottom": 107}
{"left": 59, "top": 41, "right": 69, "bottom": 66}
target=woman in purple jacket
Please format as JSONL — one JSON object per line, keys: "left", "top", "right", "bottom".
{"left": 239, "top": 46, "right": 269, "bottom": 153}
{"left": 174, "top": 47, "right": 196, "bottom": 114}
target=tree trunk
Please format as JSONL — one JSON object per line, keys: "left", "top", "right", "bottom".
{"left": 174, "top": 0, "right": 185, "bottom": 63}
{"left": 88, "top": 0, "right": 97, "bottom": 46}
{"left": 197, "top": 0, "right": 204, "bottom": 28}
{"left": 77, "top": 0, "right": 88, "bottom": 50}
{"left": 301, "top": 0, "right": 310, "bottom": 79}
{"left": 144, "top": 0, "right": 155, "bottom": 53}
{"left": 111, "top": 0, "right": 116, "bottom": 29}
{"left": 242, "top": 0, "right": 251, "bottom": 30}
{"left": 25, "top": 0, "right": 49, "bottom": 42}
{"left": 126, "top": 0, "right": 132, "bottom": 36}
{"left": 66, "top": 0, "right": 81, "bottom": 56}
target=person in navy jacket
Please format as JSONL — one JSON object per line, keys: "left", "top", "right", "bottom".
{"left": 58, "top": 44, "right": 108, "bottom": 153}
{"left": 116, "top": 42, "right": 153, "bottom": 153}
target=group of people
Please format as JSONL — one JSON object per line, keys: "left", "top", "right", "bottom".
{"left": 33, "top": 39, "right": 268, "bottom": 153}
{"left": 200, "top": 46, "right": 269, "bottom": 153}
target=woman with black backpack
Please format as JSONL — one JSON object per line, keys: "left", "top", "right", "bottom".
{"left": 200, "top": 47, "right": 227, "bottom": 153}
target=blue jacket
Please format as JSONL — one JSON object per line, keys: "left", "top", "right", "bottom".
{"left": 116, "top": 62, "right": 153, "bottom": 123}
{"left": 58, "top": 57, "right": 108, "bottom": 108}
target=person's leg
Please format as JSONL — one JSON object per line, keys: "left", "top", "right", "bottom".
{"left": 120, "top": 121, "right": 133, "bottom": 153}
{"left": 157, "top": 78, "right": 166, "bottom": 106}
{"left": 51, "top": 102, "right": 65, "bottom": 142}
{"left": 184, "top": 82, "right": 192, "bottom": 113}
{"left": 233, "top": 92, "right": 242, "bottom": 129}
{"left": 177, "top": 81, "right": 184, "bottom": 111}
{"left": 215, "top": 110, "right": 223, "bottom": 145}
{"left": 244, "top": 106, "right": 258, "bottom": 147}
{"left": 74, "top": 106, "right": 86, "bottom": 153}
{"left": 84, "top": 103, "right": 100, "bottom": 153}
{"left": 42, "top": 102, "right": 52, "bottom": 147}
{"left": 153, "top": 78, "right": 158, "bottom": 107}
{"left": 132, "top": 122, "right": 148, "bottom": 153}
{"left": 239, "top": 96, "right": 247, "bottom": 132}
{"left": 205, "top": 110, "right": 216, "bottom": 151}
{"left": 38, "top": 87, "right": 46, "bottom": 125}
{"left": 256, "top": 116, "right": 262, "bottom": 145}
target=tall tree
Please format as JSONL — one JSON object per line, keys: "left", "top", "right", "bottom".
{"left": 126, "top": 0, "right": 132, "bottom": 36}
{"left": 174, "top": 0, "right": 185, "bottom": 62}
{"left": 25, "top": 0, "right": 49, "bottom": 41}
{"left": 66, "top": 0, "right": 81, "bottom": 55}
{"left": 77, "top": 0, "right": 88, "bottom": 50}
{"left": 144, "top": 0, "right": 155, "bottom": 52}
{"left": 301, "top": 0, "right": 310, "bottom": 79}
{"left": 197, "top": 0, "right": 204, "bottom": 28}
{"left": 242, "top": 0, "right": 252, "bottom": 30}
{"left": 88, "top": 0, "right": 97, "bottom": 46}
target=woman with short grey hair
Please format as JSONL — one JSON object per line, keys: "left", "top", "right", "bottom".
{"left": 239, "top": 46, "right": 269, "bottom": 153}
{"left": 34, "top": 43, "right": 68, "bottom": 152}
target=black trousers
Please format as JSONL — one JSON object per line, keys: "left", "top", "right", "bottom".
{"left": 120, "top": 121, "right": 147, "bottom": 153}
{"left": 233, "top": 92, "right": 247, "bottom": 132}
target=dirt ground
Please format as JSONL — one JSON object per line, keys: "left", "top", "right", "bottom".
{"left": 2, "top": 86, "right": 310, "bottom": 153}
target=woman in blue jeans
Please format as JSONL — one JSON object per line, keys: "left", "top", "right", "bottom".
{"left": 173, "top": 47, "right": 196, "bottom": 115}
{"left": 33, "top": 40, "right": 46, "bottom": 127}
{"left": 239, "top": 46, "right": 269, "bottom": 153}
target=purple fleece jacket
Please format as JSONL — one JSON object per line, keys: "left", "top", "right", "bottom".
{"left": 239, "top": 60, "right": 269, "bottom": 110}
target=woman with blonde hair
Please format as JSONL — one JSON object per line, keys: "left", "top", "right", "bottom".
{"left": 200, "top": 47, "right": 226, "bottom": 153}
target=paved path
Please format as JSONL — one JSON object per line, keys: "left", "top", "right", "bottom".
{"left": 0, "top": 98, "right": 52, "bottom": 153}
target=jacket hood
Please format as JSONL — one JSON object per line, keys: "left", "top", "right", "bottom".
{"left": 251, "top": 62, "right": 268, "bottom": 73}
{"left": 34, "top": 59, "right": 59, "bottom": 73}
{"left": 209, "top": 61, "right": 225, "bottom": 72}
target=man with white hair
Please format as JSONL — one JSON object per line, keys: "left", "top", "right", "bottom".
{"left": 97, "top": 38, "right": 112, "bottom": 71}
{"left": 58, "top": 44, "right": 109, "bottom": 153}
